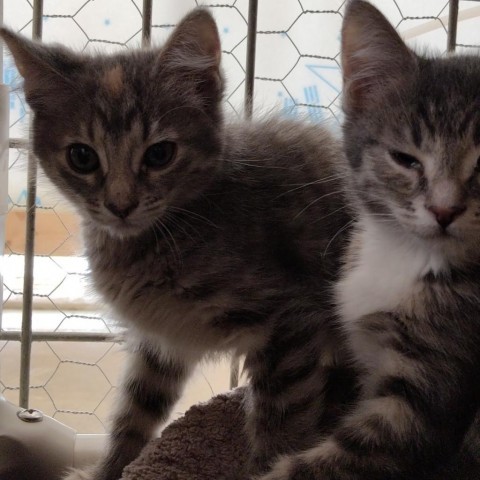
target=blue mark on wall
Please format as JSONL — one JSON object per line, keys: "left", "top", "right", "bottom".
{"left": 304, "top": 85, "right": 320, "bottom": 105}
{"left": 3, "top": 58, "right": 27, "bottom": 123}
{"left": 279, "top": 86, "right": 323, "bottom": 121}
{"left": 306, "top": 64, "right": 341, "bottom": 94}
{"left": 4, "top": 58, "right": 17, "bottom": 87}
{"left": 279, "top": 63, "right": 342, "bottom": 121}
{"left": 9, "top": 189, "right": 42, "bottom": 207}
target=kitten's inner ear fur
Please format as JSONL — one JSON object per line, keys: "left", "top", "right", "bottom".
{"left": 0, "top": 28, "right": 37, "bottom": 78}
{"left": 0, "top": 28, "right": 80, "bottom": 110}
{"left": 160, "top": 8, "right": 223, "bottom": 107}
{"left": 341, "top": 0, "right": 416, "bottom": 113}
{"left": 161, "top": 8, "right": 221, "bottom": 72}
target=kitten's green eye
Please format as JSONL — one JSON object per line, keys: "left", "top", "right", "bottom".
{"left": 67, "top": 144, "right": 100, "bottom": 174}
{"left": 143, "top": 141, "right": 177, "bottom": 170}
{"left": 390, "top": 150, "right": 423, "bottom": 171}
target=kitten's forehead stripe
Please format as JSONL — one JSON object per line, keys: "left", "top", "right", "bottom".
{"left": 409, "top": 117, "right": 422, "bottom": 149}
{"left": 416, "top": 102, "right": 436, "bottom": 139}
{"left": 102, "top": 65, "right": 125, "bottom": 97}
{"left": 124, "top": 108, "right": 138, "bottom": 132}
{"left": 95, "top": 102, "right": 132, "bottom": 138}
{"left": 95, "top": 106, "right": 111, "bottom": 133}
{"left": 458, "top": 106, "right": 476, "bottom": 140}
{"left": 87, "top": 113, "right": 95, "bottom": 142}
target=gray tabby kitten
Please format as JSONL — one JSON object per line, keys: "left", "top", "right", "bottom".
{"left": 261, "top": 1, "right": 480, "bottom": 479}
{"left": 1, "top": 10, "right": 354, "bottom": 480}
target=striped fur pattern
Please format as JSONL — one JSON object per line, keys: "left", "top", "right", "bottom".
{"left": 260, "top": 1, "right": 480, "bottom": 479}
{"left": 0, "top": 10, "right": 355, "bottom": 480}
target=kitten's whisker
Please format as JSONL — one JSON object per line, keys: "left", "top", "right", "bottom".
{"left": 226, "top": 160, "right": 295, "bottom": 171}
{"left": 168, "top": 206, "right": 219, "bottom": 229}
{"left": 283, "top": 174, "right": 342, "bottom": 188}
{"left": 145, "top": 204, "right": 162, "bottom": 213}
{"left": 322, "top": 219, "right": 355, "bottom": 258}
{"left": 164, "top": 212, "right": 198, "bottom": 242}
{"left": 149, "top": 222, "right": 162, "bottom": 254}
{"left": 314, "top": 205, "right": 350, "bottom": 223}
{"left": 153, "top": 218, "right": 182, "bottom": 266}
{"left": 367, "top": 213, "right": 396, "bottom": 218}
{"left": 294, "top": 190, "right": 344, "bottom": 220}
{"left": 160, "top": 220, "right": 182, "bottom": 266}
{"left": 276, "top": 175, "right": 343, "bottom": 198}
{"left": 154, "top": 104, "right": 214, "bottom": 126}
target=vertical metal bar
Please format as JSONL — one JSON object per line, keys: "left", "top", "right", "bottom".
{"left": 244, "top": 0, "right": 258, "bottom": 119}
{"left": 0, "top": 0, "right": 3, "bottom": 81}
{"left": 142, "top": 0, "right": 153, "bottom": 47}
{"left": 0, "top": 0, "right": 4, "bottom": 331}
{"left": 447, "top": 0, "right": 459, "bottom": 53}
{"left": 19, "top": 0, "right": 43, "bottom": 409}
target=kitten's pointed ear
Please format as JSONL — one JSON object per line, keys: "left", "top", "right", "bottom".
{"left": 164, "top": 8, "right": 221, "bottom": 67}
{"left": 0, "top": 27, "right": 81, "bottom": 110}
{"left": 160, "top": 8, "right": 223, "bottom": 100}
{"left": 162, "top": 8, "right": 221, "bottom": 68}
{"left": 341, "top": 0, "right": 416, "bottom": 113}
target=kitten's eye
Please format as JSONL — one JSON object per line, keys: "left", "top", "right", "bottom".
{"left": 390, "top": 150, "right": 423, "bottom": 171}
{"left": 67, "top": 144, "right": 100, "bottom": 174}
{"left": 143, "top": 141, "right": 177, "bottom": 170}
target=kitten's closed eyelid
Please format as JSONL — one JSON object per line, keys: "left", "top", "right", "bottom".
{"left": 389, "top": 150, "right": 423, "bottom": 171}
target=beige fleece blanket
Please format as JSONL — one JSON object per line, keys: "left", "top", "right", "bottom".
{"left": 121, "top": 387, "right": 249, "bottom": 480}
{"left": 120, "top": 386, "right": 480, "bottom": 480}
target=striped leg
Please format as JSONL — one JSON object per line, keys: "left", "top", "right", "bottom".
{"left": 245, "top": 310, "right": 353, "bottom": 477}
{"left": 258, "top": 321, "right": 479, "bottom": 480}
{"left": 91, "top": 341, "right": 192, "bottom": 480}
{"left": 258, "top": 396, "right": 438, "bottom": 480}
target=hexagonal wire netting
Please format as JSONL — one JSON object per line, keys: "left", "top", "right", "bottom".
{"left": 0, "top": 0, "right": 479, "bottom": 433}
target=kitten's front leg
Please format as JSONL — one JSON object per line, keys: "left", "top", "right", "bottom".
{"left": 245, "top": 311, "right": 354, "bottom": 478}
{"left": 256, "top": 345, "right": 478, "bottom": 480}
{"left": 65, "top": 341, "right": 192, "bottom": 480}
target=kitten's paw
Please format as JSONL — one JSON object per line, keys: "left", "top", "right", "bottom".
{"left": 62, "top": 466, "right": 96, "bottom": 480}
{"left": 254, "top": 455, "right": 298, "bottom": 480}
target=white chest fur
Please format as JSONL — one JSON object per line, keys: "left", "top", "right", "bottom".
{"left": 335, "top": 217, "right": 447, "bottom": 324}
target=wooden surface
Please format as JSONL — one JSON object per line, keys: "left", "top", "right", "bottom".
{"left": 5, "top": 208, "right": 81, "bottom": 256}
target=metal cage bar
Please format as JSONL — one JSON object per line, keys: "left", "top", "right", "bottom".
{"left": 142, "top": 0, "right": 152, "bottom": 47}
{"left": 447, "top": 0, "right": 459, "bottom": 52}
{"left": 19, "top": 0, "right": 43, "bottom": 409}
{"left": 2, "top": 331, "right": 116, "bottom": 342}
{"left": 244, "top": 0, "right": 258, "bottom": 119}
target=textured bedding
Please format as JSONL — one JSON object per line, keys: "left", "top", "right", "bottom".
{"left": 121, "top": 387, "right": 249, "bottom": 480}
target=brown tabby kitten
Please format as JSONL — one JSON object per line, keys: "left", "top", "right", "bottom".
{"left": 260, "top": 1, "right": 480, "bottom": 479}
{"left": 1, "top": 10, "right": 355, "bottom": 480}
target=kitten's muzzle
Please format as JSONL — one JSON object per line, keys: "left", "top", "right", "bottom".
{"left": 104, "top": 199, "right": 139, "bottom": 219}
{"left": 426, "top": 205, "right": 466, "bottom": 230}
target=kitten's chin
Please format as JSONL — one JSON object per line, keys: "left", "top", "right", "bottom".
{"left": 97, "top": 219, "right": 148, "bottom": 239}
{"left": 407, "top": 224, "right": 477, "bottom": 263}
{"left": 409, "top": 226, "right": 459, "bottom": 248}
{"left": 413, "top": 224, "right": 469, "bottom": 244}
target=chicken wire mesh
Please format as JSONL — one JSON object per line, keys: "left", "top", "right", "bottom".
{"left": 1, "top": 0, "right": 480, "bottom": 433}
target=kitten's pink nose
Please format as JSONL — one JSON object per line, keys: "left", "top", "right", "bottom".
{"left": 427, "top": 205, "right": 466, "bottom": 229}
{"left": 105, "top": 200, "right": 139, "bottom": 219}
